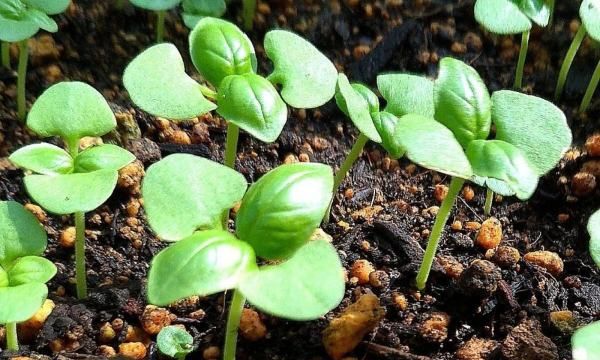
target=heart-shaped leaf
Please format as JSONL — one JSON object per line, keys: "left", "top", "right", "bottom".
{"left": 142, "top": 154, "right": 248, "bottom": 241}
{"left": 588, "top": 210, "right": 600, "bottom": 268}
{"left": 240, "top": 240, "right": 345, "bottom": 320}
{"left": 23, "top": 0, "right": 71, "bottom": 15}
{"left": 434, "top": 57, "right": 492, "bottom": 148}
{"left": 377, "top": 73, "right": 434, "bottom": 117}
{"left": 336, "top": 82, "right": 379, "bottom": 116}
{"left": 129, "top": 0, "right": 181, "bottom": 10}
{"left": 581, "top": 0, "right": 600, "bottom": 42}
{"left": 520, "top": 0, "right": 552, "bottom": 27}
{"left": 147, "top": 230, "right": 257, "bottom": 306}
{"left": 189, "top": 17, "right": 257, "bottom": 88}
{"left": 474, "top": 0, "right": 532, "bottom": 34}
{"left": 157, "top": 326, "right": 195, "bottom": 358}
{"left": 491, "top": 90, "right": 571, "bottom": 176}
{"left": 181, "top": 0, "right": 226, "bottom": 29}
{"left": 264, "top": 30, "right": 337, "bottom": 108}
{"left": 24, "top": 170, "right": 118, "bottom": 214}
{"left": 372, "top": 111, "right": 405, "bottom": 159}
{"left": 124, "top": 43, "right": 216, "bottom": 120}
{"left": 572, "top": 321, "right": 600, "bottom": 360}
{"left": 0, "top": 201, "right": 47, "bottom": 268}
{"left": 236, "top": 163, "right": 333, "bottom": 260}
{"left": 10, "top": 143, "right": 73, "bottom": 175}
{"left": 0, "top": 17, "right": 39, "bottom": 42}
{"left": 0, "top": 282, "right": 48, "bottom": 323}
{"left": 74, "top": 144, "right": 135, "bottom": 173}
{"left": 217, "top": 73, "right": 288, "bottom": 143}
{"left": 7, "top": 256, "right": 57, "bottom": 286}
{"left": 335, "top": 74, "right": 381, "bottom": 143}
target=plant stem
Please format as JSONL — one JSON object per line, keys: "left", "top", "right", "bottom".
{"left": 514, "top": 30, "right": 530, "bottom": 89}
{"left": 580, "top": 58, "right": 600, "bottom": 112}
{"left": 2, "top": 41, "right": 10, "bottom": 69}
{"left": 224, "top": 122, "right": 240, "bottom": 168}
{"left": 415, "top": 177, "right": 465, "bottom": 290}
{"left": 223, "top": 290, "right": 245, "bottom": 360}
{"left": 156, "top": 10, "right": 166, "bottom": 43}
{"left": 484, "top": 188, "right": 493, "bottom": 216}
{"left": 242, "top": 0, "right": 256, "bottom": 30}
{"left": 555, "top": 25, "right": 586, "bottom": 101}
{"left": 6, "top": 322, "right": 18, "bottom": 351}
{"left": 200, "top": 85, "right": 217, "bottom": 100}
{"left": 17, "top": 39, "right": 28, "bottom": 121}
{"left": 74, "top": 211, "right": 87, "bottom": 299}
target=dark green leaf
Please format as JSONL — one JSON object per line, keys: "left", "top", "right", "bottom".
{"left": 581, "top": 0, "right": 600, "bottom": 42}
{"left": 10, "top": 143, "right": 73, "bottom": 175}
{"left": 0, "top": 0, "right": 25, "bottom": 20}
{"left": 129, "top": 0, "right": 181, "bottom": 10}
{"left": 74, "top": 144, "right": 135, "bottom": 173}
{"left": 572, "top": 321, "right": 600, "bottom": 360}
{"left": 372, "top": 111, "right": 405, "bottom": 159}
{"left": 157, "top": 326, "right": 195, "bottom": 358}
{"left": 7, "top": 256, "right": 56, "bottom": 286}
{"left": 0, "top": 282, "right": 48, "bottom": 323}
{"left": 0, "top": 201, "right": 47, "bottom": 268}
{"left": 377, "top": 73, "right": 434, "bottom": 117}
{"left": 588, "top": 210, "right": 600, "bottom": 268}
{"left": 474, "top": 0, "right": 532, "bottom": 34}
{"left": 335, "top": 74, "right": 381, "bottom": 143}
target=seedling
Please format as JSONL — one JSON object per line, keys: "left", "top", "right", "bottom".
{"left": 124, "top": 17, "right": 337, "bottom": 169}
{"left": 9, "top": 82, "right": 135, "bottom": 299}
{"left": 143, "top": 154, "right": 345, "bottom": 360}
{"left": 181, "top": 0, "right": 256, "bottom": 30}
{"left": 474, "top": 0, "right": 553, "bottom": 88}
{"left": 0, "top": 201, "right": 57, "bottom": 351}
{"left": 0, "top": 0, "right": 70, "bottom": 119}
{"left": 129, "top": 0, "right": 181, "bottom": 42}
{"left": 157, "top": 325, "right": 195, "bottom": 359}
{"left": 555, "top": 0, "right": 600, "bottom": 112}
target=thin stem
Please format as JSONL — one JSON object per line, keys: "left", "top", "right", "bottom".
{"left": 2, "top": 41, "right": 10, "bottom": 69}
{"left": 74, "top": 211, "right": 87, "bottom": 299}
{"left": 415, "top": 177, "right": 465, "bottom": 290}
{"left": 242, "top": 0, "right": 257, "bottom": 30}
{"left": 514, "top": 30, "right": 530, "bottom": 89}
{"left": 484, "top": 188, "right": 493, "bottom": 216}
{"left": 223, "top": 290, "right": 246, "bottom": 360}
{"left": 580, "top": 58, "right": 600, "bottom": 112}
{"left": 17, "top": 39, "right": 28, "bottom": 121}
{"left": 555, "top": 25, "right": 587, "bottom": 101}
{"left": 200, "top": 85, "right": 217, "bottom": 100}
{"left": 548, "top": 0, "right": 555, "bottom": 26}
{"left": 6, "top": 322, "right": 18, "bottom": 351}
{"left": 156, "top": 10, "right": 166, "bottom": 43}
{"left": 224, "top": 122, "right": 240, "bottom": 169}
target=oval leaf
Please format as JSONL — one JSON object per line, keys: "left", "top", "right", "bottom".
{"left": 7, "top": 256, "right": 57, "bottom": 286}
{"left": 372, "top": 111, "right": 405, "bottom": 159}
{"left": 335, "top": 74, "right": 381, "bottom": 143}
{"left": 23, "top": 0, "right": 71, "bottom": 15}
{"left": 588, "top": 210, "right": 600, "bottom": 268}
{"left": 147, "top": 230, "right": 257, "bottom": 306}
{"left": 377, "top": 73, "right": 434, "bottom": 117}
{"left": 336, "top": 82, "right": 380, "bottom": 116}
{"left": 181, "top": 0, "right": 226, "bottom": 29}
{"left": 0, "top": 201, "right": 47, "bottom": 268}
{"left": 240, "top": 240, "right": 345, "bottom": 320}
{"left": 0, "top": 18, "right": 38, "bottom": 42}
{"left": 142, "top": 154, "right": 248, "bottom": 241}
{"left": 572, "top": 321, "right": 600, "bottom": 360}
{"left": 74, "top": 144, "right": 135, "bottom": 173}
{"left": 22, "top": 8, "right": 56, "bottom": 32}
{"left": 10, "top": 143, "right": 73, "bottom": 175}
{"left": 0, "top": 282, "right": 48, "bottom": 323}
{"left": 264, "top": 30, "right": 337, "bottom": 108}
{"left": 581, "top": 0, "right": 600, "bottom": 42}
{"left": 157, "top": 326, "right": 195, "bottom": 358}
{"left": 474, "top": 0, "right": 532, "bottom": 34}
{"left": 129, "top": 0, "right": 181, "bottom": 10}
{"left": 217, "top": 73, "right": 288, "bottom": 143}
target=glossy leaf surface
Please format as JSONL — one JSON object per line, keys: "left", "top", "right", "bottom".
{"left": 377, "top": 73, "right": 434, "bottom": 117}
{"left": 10, "top": 143, "right": 73, "bottom": 175}
{"left": 74, "top": 144, "right": 135, "bottom": 173}
{"left": 581, "top": 0, "right": 600, "bottom": 41}
{"left": 0, "top": 282, "right": 48, "bottom": 323}
{"left": 372, "top": 111, "right": 405, "bottom": 159}
{"left": 474, "top": 0, "right": 532, "bottom": 34}
{"left": 335, "top": 82, "right": 379, "bottom": 116}
{"left": 7, "top": 256, "right": 57, "bottom": 286}
{"left": 335, "top": 74, "right": 381, "bottom": 143}
{"left": 0, "top": 201, "right": 46, "bottom": 268}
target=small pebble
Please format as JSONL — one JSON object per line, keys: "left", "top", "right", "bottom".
{"left": 456, "top": 337, "right": 498, "bottom": 360}
{"left": 437, "top": 255, "right": 464, "bottom": 279}
{"left": 203, "top": 346, "right": 221, "bottom": 360}
{"left": 549, "top": 310, "right": 577, "bottom": 334}
{"left": 24, "top": 203, "right": 46, "bottom": 223}
{"left": 462, "top": 186, "right": 475, "bottom": 202}
{"left": 476, "top": 217, "right": 502, "bottom": 249}
{"left": 585, "top": 133, "right": 600, "bottom": 157}
{"left": 434, "top": 184, "right": 449, "bottom": 203}
{"left": 572, "top": 172, "right": 596, "bottom": 197}
{"left": 140, "top": 305, "right": 171, "bottom": 335}
{"left": 59, "top": 227, "right": 76, "bottom": 248}
{"left": 458, "top": 260, "right": 501, "bottom": 298}
{"left": 119, "top": 342, "right": 147, "bottom": 360}
{"left": 369, "top": 270, "right": 389, "bottom": 288}
{"left": 524, "top": 251, "right": 564, "bottom": 276}
{"left": 491, "top": 246, "right": 521, "bottom": 268}
{"left": 239, "top": 308, "right": 267, "bottom": 341}
{"left": 350, "top": 259, "right": 375, "bottom": 285}
{"left": 392, "top": 293, "right": 408, "bottom": 311}
{"left": 419, "top": 312, "right": 450, "bottom": 343}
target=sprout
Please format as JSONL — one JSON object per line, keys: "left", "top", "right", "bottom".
{"left": 9, "top": 82, "right": 135, "bottom": 299}
{"left": 143, "top": 154, "right": 345, "bottom": 360}
{"left": 129, "top": 0, "right": 180, "bottom": 42}
{"left": 0, "top": 201, "right": 57, "bottom": 351}
{"left": 157, "top": 326, "right": 195, "bottom": 359}
{"left": 0, "top": 0, "right": 70, "bottom": 120}
{"left": 181, "top": 0, "right": 256, "bottom": 30}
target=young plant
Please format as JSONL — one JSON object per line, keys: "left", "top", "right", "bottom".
{"left": 0, "top": 201, "right": 57, "bottom": 351}
{"left": 157, "top": 325, "right": 195, "bottom": 359}
{"left": 474, "top": 0, "right": 553, "bottom": 88}
{"left": 0, "top": 0, "right": 70, "bottom": 120}
{"left": 181, "top": 0, "right": 256, "bottom": 30}
{"left": 142, "top": 154, "right": 345, "bottom": 360}
{"left": 124, "top": 17, "right": 337, "bottom": 169}
{"left": 129, "top": 0, "right": 180, "bottom": 42}
{"left": 9, "top": 81, "right": 135, "bottom": 299}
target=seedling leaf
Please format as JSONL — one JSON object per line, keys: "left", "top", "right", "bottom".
{"left": 22, "top": 8, "right": 56, "bottom": 32}
{"left": 377, "top": 73, "right": 434, "bottom": 117}
{"left": 588, "top": 210, "right": 600, "bottom": 268}
{"left": 157, "top": 326, "right": 195, "bottom": 358}
{"left": 336, "top": 82, "right": 380, "bottom": 116}
{"left": 520, "top": 0, "right": 552, "bottom": 27}
{"left": 474, "top": 0, "right": 532, "bottom": 34}
{"left": 181, "top": 0, "right": 226, "bottom": 29}
{"left": 0, "top": 201, "right": 47, "bottom": 268}
{"left": 10, "top": 143, "right": 73, "bottom": 175}
{"left": 472, "top": 176, "right": 516, "bottom": 196}
{"left": 0, "top": 282, "right": 47, "bottom": 323}
{"left": 335, "top": 74, "right": 381, "bottom": 143}
{"left": 0, "top": 17, "right": 41, "bottom": 42}
{"left": 74, "top": 144, "right": 135, "bottom": 173}
{"left": 572, "top": 321, "right": 600, "bottom": 360}
{"left": 0, "top": 268, "right": 8, "bottom": 287}
{"left": 23, "top": 0, "right": 71, "bottom": 15}
{"left": 581, "top": 0, "right": 600, "bottom": 42}
{"left": 372, "top": 111, "right": 405, "bottom": 159}
{"left": 7, "top": 256, "right": 57, "bottom": 286}
{"left": 129, "top": 0, "right": 181, "bottom": 11}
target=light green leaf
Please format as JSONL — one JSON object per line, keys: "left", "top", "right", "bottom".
{"left": 147, "top": 230, "right": 257, "bottom": 306}
{"left": 520, "top": 0, "right": 552, "bottom": 27}
{"left": 335, "top": 74, "right": 381, "bottom": 143}
{"left": 181, "top": 0, "right": 226, "bottom": 29}
{"left": 7, "top": 256, "right": 57, "bottom": 286}
{"left": 588, "top": 210, "right": 600, "bottom": 268}
{"left": 142, "top": 154, "right": 248, "bottom": 241}
{"left": 130, "top": 0, "right": 181, "bottom": 10}
{"left": 0, "top": 201, "right": 47, "bottom": 268}
{"left": 0, "top": 0, "right": 26, "bottom": 20}
{"left": 236, "top": 163, "right": 333, "bottom": 260}
{"left": 124, "top": 43, "right": 216, "bottom": 120}
{"left": 335, "top": 82, "right": 379, "bottom": 116}
{"left": 0, "top": 17, "right": 38, "bottom": 41}
{"left": 377, "top": 73, "right": 434, "bottom": 117}
{"left": 0, "top": 268, "right": 8, "bottom": 287}
{"left": 10, "top": 143, "right": 73, "bottom": 175}
{"left": 264, "top": 30, "right": 337, "bottom": 108}
{"left": 472, "top": 175, "right": 516, "bottom": 196}
{"left": 157, "top": 326, "right": 195, "bottom": 358}
{"left": 74, "top": 144, "right": 135, "bottom": 173}
{"left": 372, "top": 111, "right": 405, "bottom": 159}
{"left": 0, "top": 282, "right": 48, "bottom": 323}
{"left": 573, "top": 321, "right": 600, "bottom": 360}
{"left": 581, "top": 0, "right": 600, "bottom": 42}
{"left": 240, "top": 240, "right": 345, "bottom": 320}
{"left": 217, "top": 73, "right": 288, "bottom": 143}
{"left": 24, "top": 170, "right": 118, "bottom": 214}
{"left": 22, "top": 8, "right": 56, "bottom": 32}
{"left": 23, "top": 0, "right": 71, "bottom": 15}
{"left": 491, "top": 90, "right": 571, "bottom": 176}
{"left": 474, "top": 0, "right": 532, "bottom": 34}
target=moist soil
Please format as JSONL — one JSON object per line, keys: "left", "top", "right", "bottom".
{"left": 0, "top": 0, "right": 599, "bottom": 359}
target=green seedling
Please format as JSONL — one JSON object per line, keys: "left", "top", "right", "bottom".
{"left": 124, "top": 17, "right": 337, "bottom": 170}
{"left": 9, "top": 81, "right": 135, "bottom": 299}
{"left": 143, "top": 154, "right": 345, "bottom": 360}
{"left": 129, "top": 0, "right": 180, "bottom": 42}
{"left": 0, "top": 0, "right": 70, "bottom": 120}
{"left": 181, "top": 0, "right": 256, "bottom": 30}
{"left": 474, "top": 0, "right": 553, "bottom": 88}
{"left": 555, "top": 0, "right": 600, "bottom": 112}
{"left": 157, "top": 325, "right": 195, "bottom": 359}
{"left": 375, "top": 57, "right": 570, "bottom": 290}
{"left": 0, "top": 201, "right": 57, "bottom": 351}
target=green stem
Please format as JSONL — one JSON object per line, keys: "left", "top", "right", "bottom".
{"left": 156, "top": 10, "right": 166, "bottom": 43}
{"left": 242, "top": 0, "right": 256, "bottom": 30}
{"left": 2, "top": 41, "right": 10, "bottom": 69}
{"left": 223, "top": 290, "right": 246, "bottom": 360}
{"left": 555, "top": 25, "right": 587, "bottom": 101}
{"left": 6, "top": 322, "right": 18, "bottom": 351}
{"left": 484, "top": 188, "right": 493, "bottom": 216}
{"left": 200, "top": 85, "right": 217, "bottom": 100}
{"left": 415, "top": 177, "right": 465, "bottom": 290}
{"left": 224, "top": 122, "right": 239, "bottom": 169}
{"left": 74, "top": 211, "right": 87, "bottom": 299}
{"left": 17, "top": 39, "right": 28, "bottom": 121}
{"left": 548, "top": 0, "right": 555, "bottom": 26}
{"left": 580, "top": 58, "right": 600, "bottom": 112}
{"left": 514, "top": 30, "right": 530, "bottom": 89}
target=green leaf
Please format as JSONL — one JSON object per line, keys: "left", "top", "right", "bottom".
{"left": 581, "top": 0, "right": 600, "bottom": 42}
{"left": 0, "top": 201, "right": 47, "bottom": 268}
{"left": 23, "top": 0, "right": 71, "bottom": 15}
{"left": 520, "top": 0, "right": 552, "bottom": 27}
{"left": 147, "top": 230, "right": 256, "bottom": 306}
{"left": 74, "top": 144, "right": 135, "bottom": 173}
{"left": 10, "top": 143, "right": 73, "bottom": 175}
{"left": 377, "top": 73, "right": 434, "bottom": 117}
{"left": 236, "top": 163, "right": 333, "bottom": 260}
{"left": 22, "top": 8, "right": 57, "bottom": 32}
{"left": 472, "top": 175, "right": 516, "bottom": 196}
{"left": 181, "top": 0, "right": 226, "bottom": 29}
{"left": 27, "top": 82, "right": 116, "bottom": 143}
{"left": 129, "top": 0, "right": 181, "bottom": 10}
{"left": 0, "top": 0, "right": 26, "bottom": 20}
{"left": 142, "top": 154, "right": 247, "bottom": 241}
{"left": 123, "top": 43, "right": 216, "bottom": 120}
{"left": 0, "top": 17, "right": 39, "bottom": 42}
{"left": 264, "top": 30, "right": 337, "bottom": 108}
{"left": 372, "top": 111, "right": 405, "bottom": 159}
{"left": 24, "top": 170, "right": 118, "bottom": 214}
{"left": 394, "top": 114, "right": 473, "bottom": 178}
{"left": 0, "top": 268, "right": 8, "bottom": 287}
{"left": 157, "top": 326, "right": 195, "bottom": 358}
{"left": 240, "top": 240, "right": 345, "bottom": 320}
{"left": 335, "top": 82, "right": 380, "bottom": 116}
{"left": 7, "top": 256, "right": 56, "bottom": 286}
{"left": 217, "top": 73, "right": 288, "bottom": 143}
{"left": 588, "top": 210, "right": 600, "bottom": 268}
{"left": 491, "top": 90, "right": 571, "bottom": 176}
{"left": 0, "top": 282, "right": 48, "bottom": 324}
{"left": 474, "top": 0, "right": 532, "bottom": 34}
{"left": 572, "top": 321, "right": 600, "bottom": 360}
{"left": 335, "top": 74, "right": 381, "bottom": 143}
{"left": 434, "top": 57, "right": 492, "bottom": 148}
{"left": 466, "top": 140, "right": 538, "bottom": 200}
{"left": 189, "top": 17, "right": 257, "bottom": 88}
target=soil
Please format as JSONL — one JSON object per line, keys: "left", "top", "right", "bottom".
{"left": 0, "top": 0, "right": 599, "bottom": 359}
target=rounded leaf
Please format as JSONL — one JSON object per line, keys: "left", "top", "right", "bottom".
{"left": 124, "top": 43, "right": 216, "bottom": 120}
{"left": 7, "top": 256, "right": 57, "bottom": 286}
{"left": 0, "top": 201, "right": 47, "bottom": 268}
{"left": 129, "top": 0, "right": 181, "bottom": 10}
{"left": 335, "top": 82, "right": 380, "bottom": 116}
{"left": 0, "top": 282, "right": 48, "bottom": 323}
{"left": 572, "top": 321, "right": 600, "bottom": 360}
{"left": 74, "top": 144, "right": 135, "bottom": 173}
{"left": 474, "top": 0, "right": 532, "bottom": 34}
{"left": 22, "top": 8, "right": 56, "bottom": 32}
{"left": 142, "top": 154, "right": 248, "bottom": 241}
{"left": 181, "top": 0, "right": 226, "bottom": 29}
{"left": 335, "top": 74, "right": 381, "bottom": 143}
{"left": 147, "top": 230, "right": 257, "bottom": 306}
{"left": 0, "top": 17, "right": 39, "bottom": 41}
{"left": 10, "top": 143, "right": 73, "bottom": 175}
{"left": 372, "top": 111, "right": 405, "bottom": 159}
{"left": 377, "top": 73, "right": 434, "bottom": 117}
{"left": 217, "top": 74, "right": 288, "bottom": 143}
{"left": 264, "top": 30, "right": 337, "bottom": 108}
{"left": 236, "top": 163, "right": 333, "bottom": 260}
{"left": 581, "top": 0, "right": 600, "bottom": 42}
{"left": 588, "top": 210, "right": 600, "bottom": 268}
{"left": 23, "top": 0, "right": 71, "bottom": 15}
{"left": 157, "top": 326, "right": 195, "bottom": 358}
